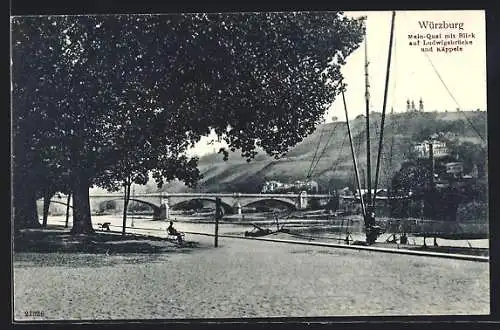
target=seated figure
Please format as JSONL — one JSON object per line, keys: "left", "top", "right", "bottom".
{"left": 167, "top": 221, "right": 184, "bottom": 244}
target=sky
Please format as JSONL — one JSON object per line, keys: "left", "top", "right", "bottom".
{"left": 187, "top": 10, "right": 487, "bottom": 157}
{"left": 328, "top": 10, "right": 486, "bottom": 121}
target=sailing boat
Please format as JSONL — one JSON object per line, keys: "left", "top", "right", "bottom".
{"left": 341, "top": 12, "right": 396, "bottom": 245}
{"left": 343, "top": 11, "right": 487, "bottom": 245}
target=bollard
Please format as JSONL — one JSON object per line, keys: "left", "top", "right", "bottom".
{"left": 214, "top": 215, "right": 219, "bottom": 247}
{"left": 215, "top": 197, "right": 222, "bottom": 247}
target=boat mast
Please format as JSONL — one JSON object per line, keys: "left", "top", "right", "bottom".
{"left": 387, "top": 107, "right": 395, "bottom": 187}
{"left": 373, "top": 11, "right": 396, "bottom": 205}
{"left": 364, "top": 24, "right": 372, "bottom": 209}
{"left": 341, "top": 89, "right": 366, "bottom": 218}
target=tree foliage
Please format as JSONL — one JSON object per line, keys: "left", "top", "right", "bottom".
{"left": 11, "top": 12, "right": 364, "bottom": 233}
{"left": 391, "top": 160, "right": 433, "bottom": 196}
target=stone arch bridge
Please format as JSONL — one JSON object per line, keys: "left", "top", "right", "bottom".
{"left": 47, "top": 192, "right": 334, "bottom": 220}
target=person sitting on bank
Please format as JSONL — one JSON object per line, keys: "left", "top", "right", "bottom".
{"left": 167, "top": 221, "right": 184, "bottom": 244}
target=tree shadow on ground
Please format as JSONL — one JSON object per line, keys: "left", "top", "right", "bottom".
{"left": 13, "top": 251, "right": 166, "bottom": 268}
{"left": 13, "top": 225, "right": 201, "bottom": 255}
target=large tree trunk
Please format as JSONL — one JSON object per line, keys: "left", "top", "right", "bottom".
{"left": 12, "top": 139, "right": 41, "bottom": 229}
{"left": 13, "top": 182, "right": 41, "bottom": 230}
{"left": 70, "top": 173, "right": 94, "bottom": 234}
{"left": 42, "top": 190, "right": 53, "bottom": 228}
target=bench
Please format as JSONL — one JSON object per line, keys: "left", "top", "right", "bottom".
{"left": 97, "top": 222, "right": 111, "bottom": 231}
{"left": 166, "top": 231, "right": 185, "bottom": 244}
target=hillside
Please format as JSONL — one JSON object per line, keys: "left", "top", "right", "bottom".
{"left": 111, "top": 110, "right": 487, "bottom": 195}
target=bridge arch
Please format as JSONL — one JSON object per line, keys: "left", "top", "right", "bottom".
{"left": 128, "top": 198, "right": 161, "bottom": 210}
{"left": 97, "top": 198, "right": 163, "bottom": 219}
{"left": 50, "top": 200, "right": 73, "bottom": 209}
{"left": 243, "top": 198, "right": 297, "bottom": 211}
{"left": 97, "top": 198, "right": 160, "bottom": 210}
{"left": 170, "top": 198, "right": 234, "bottom": 215}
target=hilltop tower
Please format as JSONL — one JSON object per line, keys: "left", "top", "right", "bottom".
{"left": 419, "top": 98, "right": 424, "bottom": 112}
{"left": 411, "top": 100, "right": 416, "bottom": 111}
{"left": 406, "top": 99, "right": 411, "bottom": 112}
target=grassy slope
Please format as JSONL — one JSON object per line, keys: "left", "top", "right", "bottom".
{"left": 126, "top": 110, "right": 486, "bottom": 194}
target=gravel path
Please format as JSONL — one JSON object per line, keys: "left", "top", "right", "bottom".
{"left": 13, "top": 235, "right": 489, "bottom": 320}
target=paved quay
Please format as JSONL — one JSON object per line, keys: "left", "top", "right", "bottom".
{"left": 13, "top": 233, "right": 489, "bottom": 320}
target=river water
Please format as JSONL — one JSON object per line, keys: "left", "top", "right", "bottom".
{"left": 43, "top": 212, "right": 489, "bottom": 249}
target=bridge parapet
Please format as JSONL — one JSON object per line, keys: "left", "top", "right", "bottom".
{"left": 129, "top": 192, "right": 332, "bottom": 199}
{"left": 45, "top": 192, "right": 334, "bottom": 220}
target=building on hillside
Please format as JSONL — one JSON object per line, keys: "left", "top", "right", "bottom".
{"left": 445, "top": 162, "right": 464, "bottom": 178}
{"left": 355, "top": 189, "right": 388, "bottom": 198}
{"left": 412, "top": 140, "right": 449, "bottom": 159}
{"left": 432, "top": 140, "right": 449, "bottom": 158}
{"left": 261, "top": 180, "right": 318, "bottom": 194}
{"left": 430, "top": 131, "right": 458, "bottom": 141}
{"left": 261, "top": 180, "right": 282, "bottom": 193}
{"left": 406, "top": 98, "right": 424, "bottom": 112}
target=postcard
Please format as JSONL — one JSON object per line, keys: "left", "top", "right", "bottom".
{"left": 11, "top": 10, "right": 489, "bottom": 321}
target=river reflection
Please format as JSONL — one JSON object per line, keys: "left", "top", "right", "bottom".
{"left": 43, "top": 213, "right": 489, "bottom": 249}
{"left": 45, "top": 214, "right": 256, "bottom": 236}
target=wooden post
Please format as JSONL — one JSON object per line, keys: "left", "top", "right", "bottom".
{"left": 131, "top": 187, "right": 135, "bottom": 227}
{"left": 65, "top": 193, "right": 71, "bottom": 228}
{"left": 122, "top": 182, "right": 130, "bottom": 236}
{"left": 215, "top": 197, "right": 222, "bottom": 247}
{"left": 339, "top": 218, "right": 344, "bottom": 243}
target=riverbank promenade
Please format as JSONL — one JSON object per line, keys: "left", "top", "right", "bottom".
{"left": 13, "top": 228, "right": 489, "bottom": 320}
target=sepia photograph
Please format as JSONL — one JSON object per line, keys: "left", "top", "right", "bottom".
{"left": 11, "top": 9, "right": 489, "bottom": 321}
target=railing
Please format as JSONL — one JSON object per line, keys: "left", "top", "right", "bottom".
{"left": 380, "top": 218, "right": 488, "bottom": 237}
{"left": 86, "top": 192, "right": 334, "bottom": 199}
